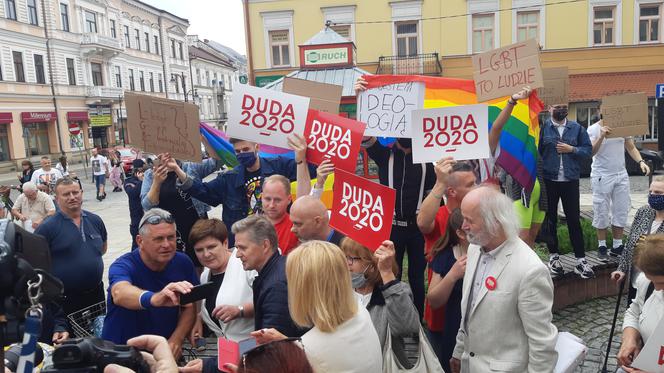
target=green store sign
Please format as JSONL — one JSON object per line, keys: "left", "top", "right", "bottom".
{"left": 304, "top": 47, "right": 348, "bottom": 65}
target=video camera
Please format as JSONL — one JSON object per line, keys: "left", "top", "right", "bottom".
{"left": 0, "top": 219, "right": 149, "bottom": 373}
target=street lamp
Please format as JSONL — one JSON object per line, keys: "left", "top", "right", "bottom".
{"left": 170, "top": 72, "right": 198, "bottom": 102}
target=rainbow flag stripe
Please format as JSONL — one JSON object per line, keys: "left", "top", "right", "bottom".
{"left": 364, "top": 75, "right": 543, "bottom": 192}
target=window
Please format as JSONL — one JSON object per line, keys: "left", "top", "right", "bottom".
{"left": 269, "top": 30, "right": 290, "bottom": 67}
{"left": 472, "top": 14, "right": 494, "bottom": 53}
{"left": 12, "top": 51, "right": 24, "bottom": 82}
{"left": 170, "top": 39, "right": 176, "bottom": 58}
{"left": 639, "top": 5, "right": 660, "bottom": 43}
{"left": 60, "top": 3, "right": 69, "bottom": 32}
{"left": 593, "top": 7, "right": 615, "bottom": 45}
{"left": 206, "top": 71, "right": 210, "bottom": 86}
{"left": 172, "top": 74, "right": 180, "bottom": 93}
{"left": 115, "top": 66, "right": 121, "bottom": 88}
{"left": 110, "top": 20, "right": 116, "bottom": 38}
{"left": 5, "top": 0, "right": 17, "bottom": 20}
{"left": 128, "top": 69, "right": 135, "bottom": 91}
{"left": 178, "top": 42, "right": 184, "bottom": 60}
{"left": 149, "top": 72, "right": 154, "bottom": 92}
{"left": 330, "top": 24, "right": 351, "bottom": 40}
{"left": 158, "top": 73, "right": 163, "bottom": 92}
{"left": 516, "top": 11, "right": 539, "bottom": 41}
{"left": 139, "top": 71, "right": 145, "bottom": 91}
{"left": 124, "top": 26, "right": 130, "bottom": 47}
{"left": 395, "top": 21, "right": 418, "bottom": 56}
{"left": 27, "top": 0, "right": 38, "bottom": 25}
{"left": 34, "top": 54, "right": 45, "bottom": 84}
{"left": 91, "top": 62, "right": 103, "bottom": 86}
{"left": 145, "top": 32, "right": 150, "bottom": 53}
{"left": 645, "top": 99, "right": 659, "bottom": 140}
{"left": 135, "top": 29, "right": 140, "bottom": 50}
{"left": 0, "top": 61, "right": 3, "bottom": 80}
{"left": 575, "top": 103, "right": 600, "bottom": 129}
{"left": 214, "top": 72, "right": 218, "bottom": 85}
{"left": 66, "top": 58, "right": 75, "bottom": 85}
{"left": 85, "top": 11, "right": 97, "bottom": 33}
{"left": 154, "top": 35, "right": 159, "bottom": 55}
{"left": 196, "top": 68, "right": 201, "bottom": 85}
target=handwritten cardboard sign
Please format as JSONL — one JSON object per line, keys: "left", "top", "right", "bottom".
{"left": 330, "top": 168, "right": 395, "bottom": 250}
{"left": 304, "top": 109, "right": 366, "bottom": 173}
{"left": 472, "top": 38, "right": 544, "bottom": 102}
{"left": 411, "top": 104, "right": 489, "bottom": 163}
{"left": 632, "top": 316, "right": 664, "bottom": 372}
{"left": 357, "top": 81, "right": 425, "bottom": 138}
{"left": 227, "top": 84, "right": 310, "bottom": 148}
{"left": 601, "top": 92, "right": 649, "bottom": 138}
{"left": 283, "top": 77, "right": 342, "bottom": 114}
{"left": 125, "top": 93, "right": 202, "bottom": 162}
{"left": 538, "top": 67, "right": 569, "bottom": 107}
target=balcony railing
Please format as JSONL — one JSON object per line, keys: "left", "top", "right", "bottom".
{"left": 376, "top": 53, "right": 443, "bottom": 76}
{"left": 81, "top": 33, "right": 124, "bottom": 54}
{"left": 86, "top": 86, "right": 124, "bottom": 98}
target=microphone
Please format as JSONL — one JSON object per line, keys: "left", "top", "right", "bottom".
{"left": 4, "top": 343, "right": 44, "bottom": 372}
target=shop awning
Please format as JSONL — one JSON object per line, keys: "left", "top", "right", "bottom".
{"left": 0, "top": 113, "right": 12, "bottom": 124}
{"left": 263, "top": 67, "right": 370, "bottom": 97}
{"left": 21, "top": 112, "right": 56, "bottom": 123}
{"left": 67, "top": 111, "right": 89, "bottom": 122}
{"left": 570, "top": 70, "right": 664, "bottom": 102}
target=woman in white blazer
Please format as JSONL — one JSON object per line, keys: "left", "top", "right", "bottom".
{"left": 188, "top": 219, "right": 257, "bottom": 342}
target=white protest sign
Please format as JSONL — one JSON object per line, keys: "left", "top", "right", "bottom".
{"left": 632, "top": 316, "right": 664, "bottom": 372}
{"left": 227, "top": 84, "right": 310, "bottom": 148}
{"left": 357, "top": 82, "right": 424, "bottom": 138}
{"left": 411, "top": 104, "right": 489, "bottom": 163}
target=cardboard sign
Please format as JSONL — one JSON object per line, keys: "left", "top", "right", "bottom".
{"left": 632, "top": 316, "right": 664, "bottom": 372}
{"left": 357, "top": 81, "right": 425, "bottom": 138}
{"left": 304, "top": 109, "right": 366, "bottom": 173}
{"left": 330, "top": 169, "right": 396, "bottom": 250}
{"left": 411, "top": 104, "right": 489, "bottom": 163}
{"left": 538, "top": 67, "right": 569, "bottom": 107}
{"left": 125, "top": 93, "right": 202, "bottom": 162}
{"left": 601, "top": 92, "right": 649, "bottom": 138}
{"left": 283, "top": 77, "right": 342, "bottom": 114}
{"left": 472, "top": 38, "right": 544, "bottom": 102}
{"left": 227, "top": 84, "right": 310, "bottom": 148}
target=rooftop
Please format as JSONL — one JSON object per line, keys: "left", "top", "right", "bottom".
{"left": 570, "top": 70, "right": 664, "bottom": 101}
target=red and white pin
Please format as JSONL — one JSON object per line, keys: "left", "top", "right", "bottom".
{"left": 485, "top": 276, "right": 497, "bottom": 291}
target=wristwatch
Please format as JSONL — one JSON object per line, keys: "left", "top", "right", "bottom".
{"left": 238, "top": 305, "right": 244, "bottom": 318}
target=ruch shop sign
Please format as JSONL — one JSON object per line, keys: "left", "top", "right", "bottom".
{"left": 303, "top": 47, "right": 349, "bottom": 66}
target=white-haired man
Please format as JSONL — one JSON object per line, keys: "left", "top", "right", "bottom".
{"left": 450, "top": 186, "right": 558, "bottom": 373}
{"left": 11, "top": 181, "right": 55, "bottom": 231}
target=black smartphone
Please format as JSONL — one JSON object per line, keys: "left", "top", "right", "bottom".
{"left": 179, "top": 282, "right": 217, "bottom": 305}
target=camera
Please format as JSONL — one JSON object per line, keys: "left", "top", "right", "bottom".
{"left": 42, "top": 338, "right": 150, "bottom": 373}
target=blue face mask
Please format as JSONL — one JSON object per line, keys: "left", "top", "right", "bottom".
{"left": 236, "top": 151, "right": 257, "bottom": 168}
{"left": 649, "top": 193, "right": 664, "bottom": 211}
{"left": 351, "top": 266, "right": 369, "bottom": 289}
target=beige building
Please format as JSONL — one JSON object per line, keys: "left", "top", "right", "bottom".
{"left": 0, "top": 0, "right": 190, "bottom": 169}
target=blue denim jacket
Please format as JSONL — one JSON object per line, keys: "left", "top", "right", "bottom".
{"left": 539, "top": 118, "right": 592, "bottom": 181}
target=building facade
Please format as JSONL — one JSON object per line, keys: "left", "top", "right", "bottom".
{"left": 0, "top": 0, "right": 190, "bottom": 167}
{"left": 188, "top": 36, "right": 239, "bottom": 130}
{"left": 244, "top": 0, "right": 664, "bottom": 143}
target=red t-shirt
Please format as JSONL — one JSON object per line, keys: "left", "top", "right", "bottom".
{"left": 423, "top": 206, "right": 450, "bottom": 332}
{"left": 274, "top": 214, "right": 300, "bottom": 256}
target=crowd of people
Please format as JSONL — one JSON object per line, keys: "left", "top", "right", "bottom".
{"left": 5, "top": 80, "right": 663, "bottom": 373}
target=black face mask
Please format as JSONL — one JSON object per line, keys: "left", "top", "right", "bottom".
{"left": 552, "top": 108, "right": 568, "bottom": 122}
{"left": 397, "top": 138, "right": 412, "bottom": 148}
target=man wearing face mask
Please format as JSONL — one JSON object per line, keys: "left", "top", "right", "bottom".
{"left": 174, "top": 136, "right": 315, "bottom": 247}
{"left": 539, "top": 104, "right": 594, "bottom": 278}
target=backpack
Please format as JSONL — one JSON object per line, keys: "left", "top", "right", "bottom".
{"left": 645, "top": 281, "right": 656, "bottom": 302}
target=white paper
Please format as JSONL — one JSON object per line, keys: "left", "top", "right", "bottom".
{"left": 554, "top": 332, "right": 587, "bottom": 373}
{"left": 227, "top": 84, "right": 310, "bottom": 149}
{"left": 357, "top": 82, "right": 424, "bottom": 138}
{"left": 632, "top": 316, "right": 664, "bottom": 372}
{"left": 410, "top": 104, "right": 490, "bottom": 163}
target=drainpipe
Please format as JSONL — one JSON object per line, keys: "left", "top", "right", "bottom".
{"left": 42, "top": 0, "right": 65, "bottom": 155}
{"left": 243, "top": 0, "right": 254, "bottom": 86}
{"left": 158, "top": 16, "right": 169, "bottom": 98}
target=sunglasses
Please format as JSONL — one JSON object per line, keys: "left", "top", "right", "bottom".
{"left": 138, "top": 214, "right": 174, "bottom": 229}
{"left": 241, "top": 338, "right": 303, "bottom": 371}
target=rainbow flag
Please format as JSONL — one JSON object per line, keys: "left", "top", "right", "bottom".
{"left": 364, "top": 75, "right": 544, "bottom": 192}
{"left": 199, "top": 122, "right": 238, "bottom": 168}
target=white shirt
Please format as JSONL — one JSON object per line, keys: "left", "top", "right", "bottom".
{"left": 468, "top": 242, "right": 506, "bottom": 311}
{"left": 553, "top": 119, "right": 569, "bottom": 182}
{"left": 624, "top": 273, "right": 664, "bottom": 344}
{"left": 30, "top": 168, "right": 63, "bottom": 196}
{"left": 587, "top": 122, "right": 627, "bottom": 177}
{"left": 90, "top": 155, "right": 109, "bottom": 176}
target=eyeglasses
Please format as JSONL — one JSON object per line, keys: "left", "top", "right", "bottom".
{"left": 241, "top": 338, "right": 303, "bottom": 371}
{"left": 138, "top": 214, "right": 174, "bottom": 229}
{"left": 346, "top": 255, "right": 363, "bottom": 265}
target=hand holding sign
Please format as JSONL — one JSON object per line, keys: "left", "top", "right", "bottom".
{"left": 315, "top": 159, "right": 335, "bottom": 189}
{"left": 375, "top": 240, "right": 397, "bottom": 281}
{"left": 287, "top": 133, "right": 308, "bottom": 164}
{"left": 434, "top": 157, "right": 456, "bottom": 186}
{"left": 330, "top": 169, "right": 396, "bottom": 250}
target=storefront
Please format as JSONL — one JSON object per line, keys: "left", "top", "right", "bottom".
{"left": 20, "top": 112, "right": 54, "bottom": 157}
{"left": 67, "top": 111, "right": 89, "bottom": 151}
{"left": 88, "top": 105, "right": 112, "bottom": 149}
{"left": 0, "top": 113, "right": 13, "bottom": 161}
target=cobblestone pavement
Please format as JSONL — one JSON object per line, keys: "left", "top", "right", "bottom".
{"left": 553, "top": 294, "right": 628, "bottom": 373}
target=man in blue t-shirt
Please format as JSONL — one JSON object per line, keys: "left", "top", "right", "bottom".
{"left": 102, "top": 208, "right": 199, "bottom": 359}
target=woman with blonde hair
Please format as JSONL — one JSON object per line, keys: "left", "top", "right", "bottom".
{"left": 253, "top": 240, "right": 382, "bottom": 373}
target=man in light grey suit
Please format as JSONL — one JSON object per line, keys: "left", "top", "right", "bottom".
{"left": 450, "top": 186, "right": 558, "bottom": 373}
